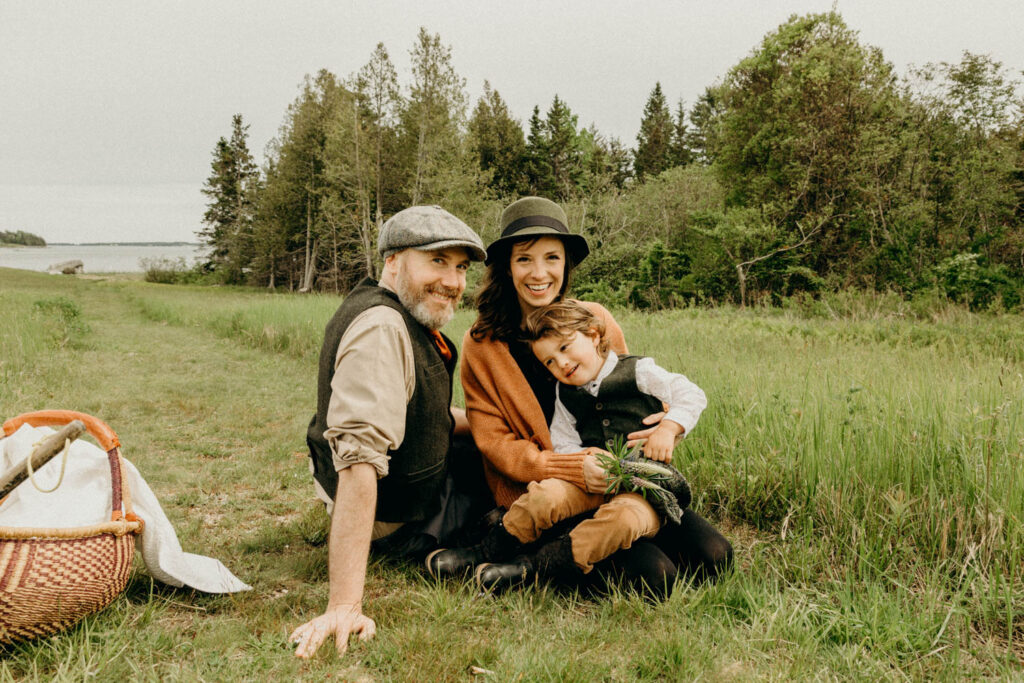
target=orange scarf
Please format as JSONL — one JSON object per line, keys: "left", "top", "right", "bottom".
{"left": 429, "top": 330, "right": 452, "bottom": 361}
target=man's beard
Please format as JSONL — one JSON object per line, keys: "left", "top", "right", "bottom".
{"left": 393, "top": 269, "right": 459, "bottom": 330}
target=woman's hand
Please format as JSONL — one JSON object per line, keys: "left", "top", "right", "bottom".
{"left": 626, "top": 412, "right": 685, "bottom": 449}
{"left": 582, "top": 448, "right": 612, "bottom": 493}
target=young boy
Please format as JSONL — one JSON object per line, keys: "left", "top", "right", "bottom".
{"left": 428, "top": 301, "right": 706, "bottom": 591}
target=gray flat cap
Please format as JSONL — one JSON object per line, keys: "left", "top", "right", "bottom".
{"left": 378, "top": 205, "right": 486, "bottom": 261}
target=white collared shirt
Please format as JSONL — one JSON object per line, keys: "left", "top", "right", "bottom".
{"left": 549, "top": 350, "right": 707, "bottom": 453}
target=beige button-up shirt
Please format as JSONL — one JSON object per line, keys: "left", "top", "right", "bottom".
{"left": 324, "top": 304, "right": 415, "bottom": 478}
{"left": 315, "top": 302, "right": 416, "bottom": 538}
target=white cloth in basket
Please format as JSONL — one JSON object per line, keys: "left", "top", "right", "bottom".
{"left": 0, "top": 424, "right": 250, "bottom": 593}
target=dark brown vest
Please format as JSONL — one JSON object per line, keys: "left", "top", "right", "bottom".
{"left": 307, "top": 278, "right": 456, "bottom": 522}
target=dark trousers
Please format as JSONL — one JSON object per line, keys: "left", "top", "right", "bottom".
{"left": 591, "top": 507, "right": 733, "bottom": 597}
{"left": 371, "top": 434, "right": 494, "bottom": 559}
{"left": 516, "top": 501, "right": 732, "bottom": 599}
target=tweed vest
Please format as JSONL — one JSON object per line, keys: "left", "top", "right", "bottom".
{"left": 558, "top": 355, "right": 662, "bottom": 450}
{"left": 306, "top": 278, "right": 456, "bottom": 522}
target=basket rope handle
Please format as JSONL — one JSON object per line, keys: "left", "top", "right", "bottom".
{"left": 2, "top": 411, "right": 140, "bottom": 527}
{"left": 26, "top": 438, "right": 72, "bottom": 493}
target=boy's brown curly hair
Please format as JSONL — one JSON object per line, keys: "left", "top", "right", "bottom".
{"left": 522, "top": 300, "right": 610, "bottom": 356}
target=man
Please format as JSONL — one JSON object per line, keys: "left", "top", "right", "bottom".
{"left": 291, "top": 205, "right": 490, "bottom": 659}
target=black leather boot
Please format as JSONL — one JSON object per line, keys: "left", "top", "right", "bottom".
{"left": 475, "top": 534, "right": 581, "bottom": 592}
{"left": 474, "top": 554, "right": 535, "bottom": 591}
{"left": 425, "top": 521, "right": 522, "bottom": 579}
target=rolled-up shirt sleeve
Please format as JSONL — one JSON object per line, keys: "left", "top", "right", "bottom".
{"left": 324, "top": 306, "right": 415, "bottom": 478}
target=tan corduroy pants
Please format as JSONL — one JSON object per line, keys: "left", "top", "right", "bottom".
{"left": 502, "top": 478, "right": 661, "bottom": 573}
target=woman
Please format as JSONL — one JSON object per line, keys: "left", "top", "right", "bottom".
{"left": 453, "top": 196, "right": 732, "bottom": 595}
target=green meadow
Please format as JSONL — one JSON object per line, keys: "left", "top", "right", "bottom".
{"left": 0, "top": 267, "right": 1021, "bottom": 680}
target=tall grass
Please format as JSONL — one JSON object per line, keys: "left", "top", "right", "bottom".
{"left": 124, "top": 282, "right": 1024, "bottom": 573}
{"left": 2, "top": 267, "right": 1021, "bottom": 678}
{"left": 0, "top": 285, "right": 91, "bottom": 397}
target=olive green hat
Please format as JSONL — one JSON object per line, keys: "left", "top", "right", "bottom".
{"left": 485, "top": 196, "right": 590, "bottom": 266}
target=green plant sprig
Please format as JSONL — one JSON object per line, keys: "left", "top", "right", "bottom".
{"left": 595, "top": 435, "right": 690, "bottom": 524}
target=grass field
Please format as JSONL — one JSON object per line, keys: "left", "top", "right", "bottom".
{"left": 0, "top": 266, "right": 1021, "bottom": 681}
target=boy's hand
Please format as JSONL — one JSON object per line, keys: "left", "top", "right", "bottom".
{"left": 642, "top": 421, "right": 684, "bottom": 462}
{"left": 627, "top": 412, "right": 685, "bottom": 449}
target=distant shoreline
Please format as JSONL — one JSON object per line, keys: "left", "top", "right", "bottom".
{"left": 48, "top": 242, "right": 202, "bottom": 247}
{"left": 1, "top": 242, "right": 201, "bottom": 247}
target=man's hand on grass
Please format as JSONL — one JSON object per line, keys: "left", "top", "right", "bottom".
{"left": 290, "top": 603, "right": 376, "bottom": 659}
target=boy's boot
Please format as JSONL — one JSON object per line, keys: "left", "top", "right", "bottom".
{"left": 475, "top": 534, "right": 582, "bottom": 592}
{"left": 425, "top": 521, "right": 522, "bottom": 579}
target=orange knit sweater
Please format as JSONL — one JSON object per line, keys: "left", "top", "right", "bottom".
{"left": 460, "top": 301, "right": 628, "bottom": 509}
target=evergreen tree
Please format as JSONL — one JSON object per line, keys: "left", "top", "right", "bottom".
{"left": 321, "top": 74, "right": 381, "bottom": 292}
{"left": 355, "top": 42, "right": 402, "bottom": 225}
{"left": 544, "top": 95, "right": 584, "bottom": 199}
{"left": 578, "top": 126, "right": 631, "bottom": 193}
{"left": 256, "top": 70, "right": 346, "bottom": 290}
{"left": 199, "top": 114, "right": 259, "bottom": 282}
{"left": 401, "top": 27, "right": 474, "bottom": 207}
{"left": 634, "top": 82, "right": 674, "bottom": 181}
{"left": 668, "top": 99, "right": 693, "bottom": 167}
{"left": 524, "top": 105, "right": 556, "bottom": 196}
{"left": 686, "top": 88, "right": 721, "bottom": 165}
{"left": 469, "top": 81, "right": 527, "bottom": 197}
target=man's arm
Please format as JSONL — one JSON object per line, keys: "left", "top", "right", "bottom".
{"left": 291, "top": 462, "right": 378, "bottom": 658}
{"left": 292, "top": 307, "right": 413, "bottom": 658}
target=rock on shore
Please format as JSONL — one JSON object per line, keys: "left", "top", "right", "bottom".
{"left": 48, "top": 259, "right": 84, "bottom": 274}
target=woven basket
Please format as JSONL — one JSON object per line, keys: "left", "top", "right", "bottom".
{"left": 0, "top": 411, "right": 143, "bottom": 644}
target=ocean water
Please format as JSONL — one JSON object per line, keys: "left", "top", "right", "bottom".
{"left": 0, "top": 244, "right": 207, "bottom": 273}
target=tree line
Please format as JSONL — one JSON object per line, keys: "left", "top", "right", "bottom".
{"left": 0, "top": 230, "right": 46, "bottom": 247}
{"left": 200, "top": 13, "right": 1024, "bottom": 310}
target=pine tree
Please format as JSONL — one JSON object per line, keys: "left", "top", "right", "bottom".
{"left": 544, "top": 95, "right": 584, "bottom": 199}
{"left": 355, "top": 43, "right": 402, "bottom": 226}
{"left": 578, "top": 126, "right": 631, "bottom": 193}
{"left": 524, "top": 105, "right": 556, "bottom": 196}
{"left": 468, "top": 81, "right": 527, "bottom": 197}
{"left": 199, "top": 114, "right": 258, "bottom": 282}
{"left": 401, "top": 27, "right": 471, "bottom": 206}
{"left": 633, "top": 82, "right": 674, "bottom": 181}
{"left": 686, "top": 88, "right": 721, "bottom": 165}
{"left": 668, "top": 98, "right": 693, "bottom": 167}
{"left": 256, "top": 70, "right": 346, "bottom": 291}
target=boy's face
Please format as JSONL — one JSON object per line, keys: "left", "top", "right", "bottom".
{"left": 531, "top": 329, "right": 604, "bottom": 386}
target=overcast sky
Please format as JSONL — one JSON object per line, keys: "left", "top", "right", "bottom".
{"left": 2, "top": 0, "right": 1023, "bottom": 243}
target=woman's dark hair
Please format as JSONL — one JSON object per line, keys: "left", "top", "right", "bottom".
{"left": 470, "top": 237, "right": 575, "bottom": 342}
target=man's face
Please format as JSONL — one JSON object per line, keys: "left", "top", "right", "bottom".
{"left": 389, "top": 247, "right": 471, "bottom": 330}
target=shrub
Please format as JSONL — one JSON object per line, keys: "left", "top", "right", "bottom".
{"left": 933, "top": 252, "right": 1021, "bottom": 311}
{"left": 140, "top": 257, "right": 202, "bottom": 285}
{"left": 32, "top": 296, "right": 90, "bottom": 347}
